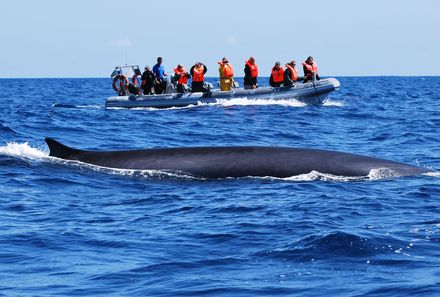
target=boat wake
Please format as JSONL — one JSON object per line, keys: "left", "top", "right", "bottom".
{"left": 215, "top": 97, "right": 306, "bottom": 107}
{"left": 108, "top": 98, "right": 308, "bottom": 111}
{"left": 52, "top": 103, "right": 103, "bottom": 109}
{"left": 1, "top": 142, "right": 435, "bottom": 182}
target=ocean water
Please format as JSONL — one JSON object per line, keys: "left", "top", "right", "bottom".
{"left": 0, "top": 76, "right": 439, "bottom": 296}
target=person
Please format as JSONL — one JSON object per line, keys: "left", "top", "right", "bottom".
{"left": 244, "top": 57, "right": 258, "bottom": 89}
{"left": 284, "top": 60, "right": 298, "bottom": 87}
{"left": 173, "top": 64, "right": 191, "bottom": 93}
{"left": 269, "top": 61, "right": 284, "bottom": 87}
{"left": 152, "top": 56, "right": 167, "bottom": 94}
{"left": 190, "top": 62, "right": 207, "bottom": 93}
{"left": 141, "top": 65, "right": 156, "bottom": 95}
{"left": 302, "top": 56, "right": 320, "bottom": 83}
{"left": 112, "top": 74, "right": 129, "bottom": 96}
{"left": 218, "top": 57, "right": 234, "bottom": 91}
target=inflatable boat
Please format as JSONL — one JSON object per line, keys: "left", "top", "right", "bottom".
{"left": 106, "top": 65, "right": 340, "bottom": 109}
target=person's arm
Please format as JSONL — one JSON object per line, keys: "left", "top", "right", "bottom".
{"left": 190, "top": 66, "right": 195, "bottom": 76}
{"left": 244, "top": 64, "right": 251, "bottom": 77}
{"left": 203, "top": 65, "right": 207, "bottom": 74}
{"left": 284, "top": 69, "right": 293, "bottom": 84}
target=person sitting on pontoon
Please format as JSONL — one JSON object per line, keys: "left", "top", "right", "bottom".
{"left": 269, "top": 61, "right": 284, "bottom": 87}
{"left": 174, "top": 64, "right": 191, "bottom": 93}
{"left": 284, "top": 61, "right": 298, "bottom": 87}
{"left": 244, "top": 57, "right": 258, "bottom": 89}
{"left": 302, "top": 56, "right": 320, "bottom": 83}
{"left": 141, "top": 66, "right": 157, "bottom": 95}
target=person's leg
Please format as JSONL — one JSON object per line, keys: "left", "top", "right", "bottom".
{"left": 177, "top": 84, "right": 184, "bottom": 93}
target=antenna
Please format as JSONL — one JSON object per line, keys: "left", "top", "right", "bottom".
{"left": 124, "top": 45, "right": 128, "bottom": 66}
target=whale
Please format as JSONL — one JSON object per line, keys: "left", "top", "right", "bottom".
{"left": 45, "top": 138, "right": 434, "bottom": 179}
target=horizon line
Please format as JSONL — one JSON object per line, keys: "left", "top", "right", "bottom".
{"left": 1, "top": 75, "right": 439, "bottom": 79}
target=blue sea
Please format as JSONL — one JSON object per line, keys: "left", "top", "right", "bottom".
{"left": 0, "top": 77, "right": 439, "bottom": 296}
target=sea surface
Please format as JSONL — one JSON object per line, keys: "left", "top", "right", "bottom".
{"left": 0, "top": 77, "right": 439, "bottom": 296}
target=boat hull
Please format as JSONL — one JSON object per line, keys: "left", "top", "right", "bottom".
{"left": 105, "top": 78, "right": 340, "bottom": 108}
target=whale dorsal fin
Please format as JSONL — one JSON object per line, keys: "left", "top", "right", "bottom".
{"left": 45, "top": 138, "right": 80, "bottom": 159}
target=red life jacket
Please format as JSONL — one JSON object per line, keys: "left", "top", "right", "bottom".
{"left": 246, "top": 60, "right": 258, "bottom": 78}
{"left": 192, "top": 66, "right": 205, "bottom": 82}
{"left": 302, "top": 61, "right": 318, "bottom": 77}
{"left": 174, "top": 67, "right": 188, "bottom": 84}
{"left": 218, "top": 62, "right": 234, "bottom": 78}
{"left": 271, "top": 67, "right": 284, "bottom": 83}
{"left": 285, "top": 64, "right": 298, "bottom": 81}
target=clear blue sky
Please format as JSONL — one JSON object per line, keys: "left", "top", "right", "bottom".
{"left": 1, "top": 0, "right": 439, "bottom": 78}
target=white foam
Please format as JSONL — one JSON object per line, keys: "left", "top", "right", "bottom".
{"left": 323, "top": 99, "right": 344, "bottom": 107}
{"left": 258, "top": 171, "right": 367, "bottom": 182}
{"left": 424, "top": 171, "right": 440, "bottom": 177}
{"left": 368, "top": 168, "right": 400, "bottom": 180}
{"left": 0, "top": 142, "right": 49, "bottom": 160}
{"left": 215, "top": 97, "right": 306, "bottom": 107}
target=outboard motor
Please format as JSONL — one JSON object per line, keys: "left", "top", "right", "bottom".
{"left": 133, "top": 65, "right": 142, "bottom": 76}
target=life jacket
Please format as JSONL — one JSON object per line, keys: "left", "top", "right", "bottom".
{"left": 245, "top": 60, "right": 258, "bottom": 78}
{"left": 285, "top": 64, "right": 298, "bottom": 81}
{"left": 218, "top": 62, "right": 234, "bottom": 79}
{"left": 271, "top": 67, "right": 284, "bottom": 83}
{"left": 302, "top": 61, "right": 318, "bottom": 78}
{"left": 174, "top": 67, "right": 188, "bottom": 84}
{"left": 192, "top": 66, "right": 205, "bottom": 82}
{"left": 132, "top": 75, "right": 139, "bottom": 85}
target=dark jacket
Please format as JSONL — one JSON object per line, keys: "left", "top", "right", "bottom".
{"left": 141, "top": 70, "right": 156, "bottom": 86}
{"left": 244, "top": 64, "right": 257, "bottom": 86}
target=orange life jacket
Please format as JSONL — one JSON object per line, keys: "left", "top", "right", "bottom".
{"left": 246, "top": 60, "right": 258, "bottom": 78}
{"left": 271, "top": 67, "right": 284, "bottom": 83}
{"left": 192, "top": 66, "right": 205, "bottom": 82}
{"left": 218, "top": 62, "right": 234, "bottom": 79}
{"left": 285, "top": 64, "right": 298, "bottom": 81}
{"left": 174, "top": 67, "right": 188, "bottom": 84}
{"left": 302, "top": 61, "right": 318, "bottom": 77}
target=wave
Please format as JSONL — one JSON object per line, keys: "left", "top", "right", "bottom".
{"left": 323, "top": 98, "right": 344, "bottom": 106}
{"left": 52, "top": 103, "right": 103, "bottom": 109}
{"left": 0, "top": 142, "right": 48, "bottom": 161}
{"left": 256, "top": 231, "right": 416, "bottom": 261}
{"left": 1, "top": 142, "right": 436, "bottom": 182}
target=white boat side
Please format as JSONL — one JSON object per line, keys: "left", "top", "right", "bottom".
{"left": 106, "top": 78, "right": 340, "bottom": 108}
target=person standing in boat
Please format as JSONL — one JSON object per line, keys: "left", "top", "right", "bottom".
{"left": 269, "top": 61, "right": 284, "bottom": 87}
{"left": 218, "top": 57, "right": 234, "bottom": 91}
{"left": 141, "top": 66, "right": 157, "bottom": 95}
{"left": 190, "top": 62, "right": 207, "bottom": 93}
{"left": 302, "top": 56, "right": 320, "bottom": 83}
{"left": 284, "top": 60, "right": 298, "bottom": 87}
{"left": 153, "top": 57, "right": 167, "bottom": 94}
{"left": 174, "top": 64, "right": 191, "bottom": 93}
{"left": 244, "top": 57, "right": 258, "bottom": 89}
